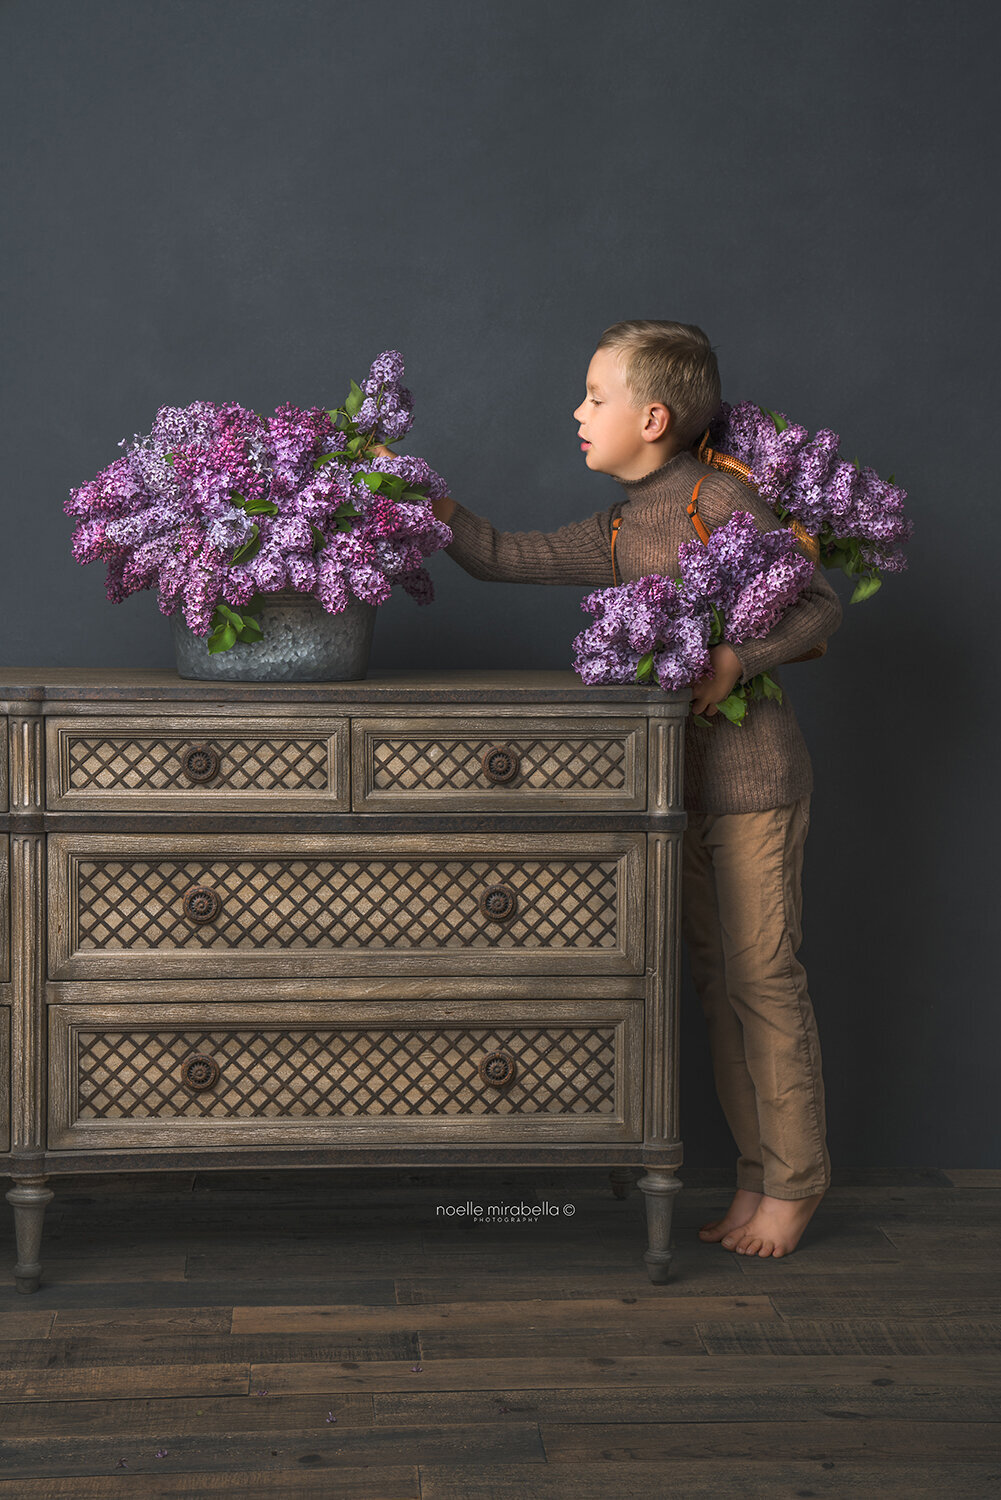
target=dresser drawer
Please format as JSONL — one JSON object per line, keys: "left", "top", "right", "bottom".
{"left": 47, "top": 996, "right": 643, "bottom": 1148}
{"left": 48, "top": 833, "right": 646, "bottom": 980}
{"left": 351, "top": 715, "right": 647, "bottom": 811}
{"left": 45, "top": 716, "right": 350, "bottom": 811}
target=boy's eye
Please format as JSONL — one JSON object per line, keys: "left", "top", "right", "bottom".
{"left": 590, "top": 397, "right": 601, "bottom": 404}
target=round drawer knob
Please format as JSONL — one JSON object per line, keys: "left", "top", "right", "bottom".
{"left": 182, "top": 886, "right": 222, "bottom": 925}
{"left": 479, "top": 883, "right": 517, "bottom": 923}
{"left": 182, "top": 745, "right": 220, "bottom": 784}
{"left": 481, "top": 745, "right": 521, "bottom": 784}
{"left": 479, "top": 1050, "right": 516, "bottom": 1088}
{"left": 181, "top": 1053, "right": 220, "bottom": 1091}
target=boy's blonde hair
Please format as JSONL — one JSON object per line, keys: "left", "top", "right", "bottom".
{"left": 596, "top": 320, "right": 721, "bottom": 449}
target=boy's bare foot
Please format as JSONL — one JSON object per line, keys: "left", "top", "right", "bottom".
{"left": 721, "top": 1190, "right": 825, "bottom": 1258}
{"left": 698, "top": 1187, "right": 763, "bottom": 1243}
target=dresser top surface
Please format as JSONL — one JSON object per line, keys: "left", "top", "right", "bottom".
{"left": 0, "top": 668, "right": 686, "bottom": 706}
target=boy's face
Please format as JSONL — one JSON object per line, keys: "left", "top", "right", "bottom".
{"left": 573, "top": 347, "right": 670, "bottom": 479}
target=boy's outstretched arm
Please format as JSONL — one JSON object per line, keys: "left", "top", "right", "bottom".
{"left": 444, "top": 497, "right": 616, "bottom": 590}
{"left": 371, "top": 446, "right": 615, "bottom": 589}
{"left": 696, "top": 472, "right": 845, "bottom": 681}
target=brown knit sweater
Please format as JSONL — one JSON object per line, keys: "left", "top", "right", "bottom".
{"left": 444, "top": 449, "right": 843, "bottom": 813}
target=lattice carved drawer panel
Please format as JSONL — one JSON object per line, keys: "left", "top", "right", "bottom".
{"left": 48, "top": 833, "right": 646, "bottom": 980}
{"left": 45, "top": 716, "right": 349, "bottom": 810}
{"left": 47, "top": 999, "right": 643, "bottom": 1147}
{"left": 352, "top": 716, "right": 647, "bottom": 810}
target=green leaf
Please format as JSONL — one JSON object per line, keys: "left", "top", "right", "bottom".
{"left": 715, "top": 691, "right": 747, "bottom": 726}
{"left": 708, "top": 603, "right": 724, "bottom": 646}
{"left": 762, "top": 407, "right": 789, "bottom": 433}
{"left": 165, "top": 452, "right": 174, "bottom": 467}
{"left": 385, "top": 476, "right": 406, "bottom": 501}
{"left": 236, "top": 618, "right": 262, "bottom": 642}
{"left": 230, "top": 491, "right": 247, "bottom": 509}
{"left": 333, "top": 501, "right": 361, "bottom": 530}
{"left": 231, "top": 523, "right": 261, "bottom": 565}
{"left": 692, "top": 713, "right": 715, "bottom": 728}
{"left": 215, "top": 603, "right": 244, "bottom": 627}
{"left": 887, "top": 473, "right": 895, "bottom": 484}
{"left": 344, "top": 379, "right": 365, "bottom": 419}
{"left": 362, "top": 472, "right": 385, "bottom": 492}
{"left": 759, "top": 672, "right": 783, "bottom": 702}
{"left": 402, "top": 488, "right": 429, "bottom": 502}
{"left": 850, "top": 574, "right": 882, "bottom": 604}
{"left": 244, "top": 497, "right": 278, "bottom": 516}
{"left": 635, "top": 652, "right": 655, "bottom": 683}
{"left": 313, "top": 451, "right": 346, "bottom": 470}
{"left": 310, "top": 524, "right": 327, "bottom": 554}
{"left": 207, "top": 622, "right": 238, "bottom": 653}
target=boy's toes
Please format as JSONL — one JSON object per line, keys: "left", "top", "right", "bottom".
{"left": 737, "top": 1234, "right": 763, "bottom": 1256}
{"left": 699, "top": 1220, "right": 731, "bottom": 1242}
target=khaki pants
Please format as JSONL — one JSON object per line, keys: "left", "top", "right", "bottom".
{"left": 682, "top": 794, "right": 831, "bottom": 1201}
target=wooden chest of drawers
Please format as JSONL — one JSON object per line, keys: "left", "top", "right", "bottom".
{"left": 0, "top": 670, "right": 688, "bottom": 1291}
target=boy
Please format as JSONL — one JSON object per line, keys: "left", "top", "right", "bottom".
{"left": 379, "top": 320, "right": 842, "bottom": 1257}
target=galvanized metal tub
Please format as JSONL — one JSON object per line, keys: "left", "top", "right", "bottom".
{"left": 171, "top": 591, "right": 376, "bottom": 682}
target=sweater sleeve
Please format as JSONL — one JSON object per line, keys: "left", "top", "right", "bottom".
{"left": 444, "top": 499, "right": 616, "bottom": 588}
{"left": 695, "top": 473, "right": 844, "bottom": 682}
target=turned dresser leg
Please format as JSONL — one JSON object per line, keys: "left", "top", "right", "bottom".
{"left": 637, "top": 1168, "right": 682, "bottom": 1283}
{"left": 609, "top": 1168, "right": 637, "bottom": 1200}
{"left": 6, "top": 1175, "right": 55, "bottom": 1294}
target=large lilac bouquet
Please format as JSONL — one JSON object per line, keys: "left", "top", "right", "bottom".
{"left": 573, "top": 574, "right": 712, "bottom": 691}
{"left": 65, "top": 350, "right": 452, "bottom": 652}
{"left": 705, "top": 402, "right": 913, "bottom": 604}
{"left": 573, "top": 511, "right": 814, "bottom": 725}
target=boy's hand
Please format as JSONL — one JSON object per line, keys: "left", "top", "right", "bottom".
{"left": 690, "top": 643, "right": 743, "bottom": 716}
{"left": 371, "top": 443, "right": 455, "bottom": 523}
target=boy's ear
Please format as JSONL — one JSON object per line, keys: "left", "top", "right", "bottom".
{"left": 644, "top": 403, "right": 672, "bottom": 439}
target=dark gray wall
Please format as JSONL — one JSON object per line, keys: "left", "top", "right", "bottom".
{"left": 2, "top": 0, "right": 996, "bottom": 1167}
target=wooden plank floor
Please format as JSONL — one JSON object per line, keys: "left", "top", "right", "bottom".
{"left": 0, "top": 1166, "right": 998, "bottom": 1497}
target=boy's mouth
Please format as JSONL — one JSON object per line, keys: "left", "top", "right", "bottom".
{"left": 579, "top": 439, "right": 591, "bottom": 451}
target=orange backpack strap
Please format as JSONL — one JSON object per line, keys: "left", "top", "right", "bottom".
{"left": 687, "top": 475, "right": 712, "bottom": 544}
{"left": 610, "top": 514, "right": 623, "bottom": 584}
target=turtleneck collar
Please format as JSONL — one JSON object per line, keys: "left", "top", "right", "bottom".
{"left": 613, "top": 448, "right": 701, "bottom": 496}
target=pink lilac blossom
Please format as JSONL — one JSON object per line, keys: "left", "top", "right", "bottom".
{"left": 66, "top": 351, "right": 451, "bottom": 634}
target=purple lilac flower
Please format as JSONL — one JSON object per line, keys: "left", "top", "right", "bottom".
{"left": 66, "top": 351, "right": 451, "bottom": 634}
{"left": 204, "top": 507, "right": 254, "bottom": 554}
{"left": 574, "top": 512, "right": 813, "bottom": 695}
{"left": 678, "top": 510, "right": 813, "bottom": 641}
{"left": 356, "top": 349, "right": 415, "bottom": 444}
{"left": 572, "top": 575, "right": 712, "bottom": 692}
{"left": 711, "top": 400, "right": 912, "bottom": 573}
{"left": 727, "top": 552, "right": 814, "bottom": 640}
